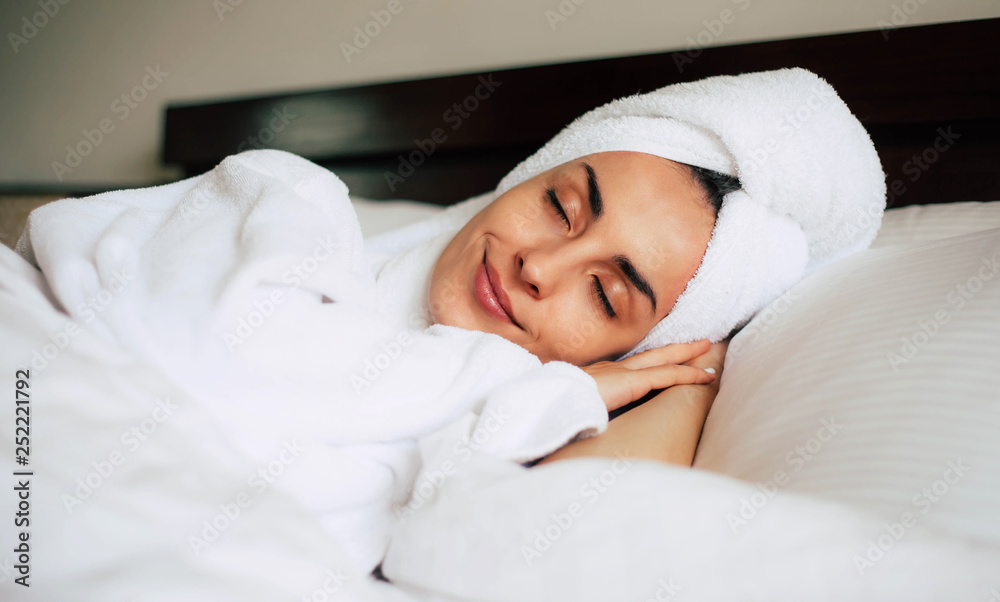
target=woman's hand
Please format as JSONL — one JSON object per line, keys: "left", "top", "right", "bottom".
{"left": 541, "top": 339, "right": 730, "bottom": 467}
{"left": 679, "top": 339, "right": 728, "bottom": 394}
{"left": 582, "top": 339, "right": 717, "bottom": 412}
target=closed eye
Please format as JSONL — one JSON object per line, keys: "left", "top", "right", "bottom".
{"left": 545, "top": 182, "right": 614, "bottom": 319}
{"left": 592, "top": 275, "right": 616, "bottom": 319}
{"left": 545, "top": 187, "right": 570, "bottom": 229}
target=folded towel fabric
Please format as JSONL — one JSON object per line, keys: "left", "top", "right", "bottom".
{"left": 494, "top": 68, "right": 887, "bottom": 357}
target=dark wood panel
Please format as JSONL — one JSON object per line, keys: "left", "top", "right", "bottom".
{"left": 163, "top": 18, "right": 1000, "bottom": 206}
{"left": 872, "top": 119, "right": 1000, "bottom": 208}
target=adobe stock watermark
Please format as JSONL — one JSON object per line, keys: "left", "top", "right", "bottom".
{"left": 351, "top": 275, "right": 468, "bottom": 396}
{"left": 878, "top": 0, "right": 931, "bottom": 40}
{"left": 7, "top": 0, "right": 71, "bottom": 55}
{"left": 741, "top": 82, "right": 838, "bottom": 177}
{"left": 383, "top": 74, "right": 502, "bottom": 192}
{"left": 178, "top": 186, "right": 213, "bottom": 223}
{"left": 727, "top": 288, "right": 800, "bottom": 362}
{"left": 340, "top": 0, "right": 411, "bottom": 63}
{"left": 351, "top": 274, "right": 468, "bottom": 402}
{"left": 0, "top": 555, "right": 22, "bottom": 586}
{"left": 51, "top": 65, "right": 169, "bottom": 181}
{"left": 506, "top": 192, "right": 671, "bottom": 360}
{"left": 301, "top": 567, "right": 352, "bottom": 602}
{"left": 673, "top": 0, "right": 751, "bottom": 72}
{"left": 726, "top": 417, "right": 843, "bottom": 534}
{"left": 885, "top": 127, "right": 960, "bottom": 208}
{"left": 640, "top": 576, "right": 682, "bottom": 602}
{"left": 350, "top": 331, "right": 414, "bottom": 394}
{"left": 235, "top": 107, "right": 296, "bottom": 153}
{"left": 511, "top": 185, "right": 566, "bottom": 237}
{"left": 60, "top": 397, "right": 179, "bottom": 514}
{"left": 188, "top": 439, "right": 306, "bottom": 555}
{"left": 886, "top": 248, "right": 998, "bottom": 371}
{"left": 213, "top": 0, "right": 244, "bottom": 22}
{"left": 396, "top": 404, "right": 513, "bottom": 521}
{"left": 223, "top": 236, "right": 338, "bottom": 351}
{"left": 840, "top": 202, "right": 886, "bottom": 244}
{"left": 544, "top": 0, "right": 589, "bottom": 31}
{"left": 552, "top": 314, "right": 603, "bottom": 360}
{"left": 852, "top": 458, "right": 971, "bottom": 574}
{"left": 514, "top": 230, "right": 759, "bottom": 362}
{"left": 23, "top": 267, "right": 134, "bottom": 375}
{"left": 521, "top": 451, "right": 633, "bottom": 565}
{"left": 407, "top": 267, "right": 465, "bottom": 331}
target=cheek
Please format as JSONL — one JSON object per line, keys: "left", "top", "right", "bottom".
{"left": 530, "top": 297, "right": 611, "bottom": 363}
{"left": 428, "top": 239, "right": 473, "bottom": 326}
{"left": 429, "top": 262, "right": 474, "bottom": 326}
{"left": 491, "top": 193, "right": 553, "bottom": 239}
{"left": 543, "top": 303, "right": 656, "bottom": 364}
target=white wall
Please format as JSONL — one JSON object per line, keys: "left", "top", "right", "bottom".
{"left": 0, "top": 0, "right": 996, "bottom": 188}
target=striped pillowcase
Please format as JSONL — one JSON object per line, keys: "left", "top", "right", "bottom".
{"left": 695, "top": 220, "right": 1000, "bottom": 547}
{"left": 873, "top": 200, "right": 1000, "bottom": 248}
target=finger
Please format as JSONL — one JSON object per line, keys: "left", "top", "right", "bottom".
{"left": 621, "top": 340, "right": 708, "bottom": 370}
{"left": 638, "top": 363, "right": 717, "bottom": 391}
{"left": 623, "top": 339, "right": 711, "bottom": 370}
{"left": 696, "top": 341, "right": 730, "bottom": 365}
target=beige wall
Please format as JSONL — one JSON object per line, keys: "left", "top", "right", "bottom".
{"left": 0, "top": 0, "right": 996, "bottom": 188}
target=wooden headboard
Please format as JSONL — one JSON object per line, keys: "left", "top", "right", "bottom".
{"left": 163, "top": 18, "right": 999, "bottom": 209}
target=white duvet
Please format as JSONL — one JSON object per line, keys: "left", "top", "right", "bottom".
{"left": 1, "top": 150, "right": 997, "bottom": 601}
{"left": 2, "top": 150, "right": 607, "bottom": 600}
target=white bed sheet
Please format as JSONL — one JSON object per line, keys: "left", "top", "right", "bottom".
{"left": 3, "top": 193, "right": 999, "bottom": 601}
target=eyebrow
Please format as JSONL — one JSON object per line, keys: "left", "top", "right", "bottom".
{"left": 615, "top": 255, "right": 657, "bottom": 312}
{"left": 583, "top": 162, "right": 603, "bottom": 219}
{"left": 581, "top": 162, "right": 657, "bottom": 313}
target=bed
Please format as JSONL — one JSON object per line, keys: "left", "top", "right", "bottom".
{"left": 2, "top": 17, "right": 999, "bottom": 602}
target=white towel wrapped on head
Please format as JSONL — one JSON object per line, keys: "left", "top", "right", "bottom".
{"left": 494, "top": 68, "right": 887, "bottom": 357}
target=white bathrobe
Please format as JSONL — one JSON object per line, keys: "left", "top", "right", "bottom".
{"left": 14, "top": 149, "right": 608, "bottom": 573}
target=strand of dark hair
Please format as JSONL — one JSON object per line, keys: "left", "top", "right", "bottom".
{"left": 689, "top": 165, "right": 741, "bottom": 215}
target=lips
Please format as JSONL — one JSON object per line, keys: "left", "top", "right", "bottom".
{"left": 474, "top": 250, "right": 521, "bottom": 328}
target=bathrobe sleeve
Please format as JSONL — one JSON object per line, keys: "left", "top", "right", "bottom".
{"left": 463, "top": 360, "right": 610, "bottom": 463}
{"left": 394, "top": 359, "right": 608, "bottom": 522}
{"left": 409, "top": 323, "right": 609, "bottom": 463}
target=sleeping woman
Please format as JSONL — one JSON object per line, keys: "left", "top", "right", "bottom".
{"left": 427, "top": 150, "right": 736, "bottom": 467}
{"left": 9, "top": 67, "right": 885, "bottom": 574}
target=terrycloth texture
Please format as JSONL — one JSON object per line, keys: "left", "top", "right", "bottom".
{"left": 494, "top": 68, "right": 887, "bottom": 356}
{"left": 365, "top": 191, "right": 495, "bottom": 331}
{"left": 14, "top": 149, "right": 607, "bottom": 571}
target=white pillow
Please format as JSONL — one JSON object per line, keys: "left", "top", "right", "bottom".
{"left": 695, "top": 226, "right": 1000, "bottom": 547}
{"left": 350, "top": 196, "right": 444, "bottom": 238}
{"left": 872, "top": 200, "right": 1000, "bottom": 248}
{"left": 380, "top": 221, "right": 1000, "bottom": 602}
{"left": 383, "top": 451, "right": 999, "bottom": 601}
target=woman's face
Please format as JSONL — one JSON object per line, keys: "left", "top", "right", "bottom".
{"left": 429, "top": 151, "right": 716, "bottom": 365}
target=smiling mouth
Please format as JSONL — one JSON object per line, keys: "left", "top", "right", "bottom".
{"left": 475, "top": 250, "right": 522, "bottom": 329}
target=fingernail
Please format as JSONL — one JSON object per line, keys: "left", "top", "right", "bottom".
{"left": 703, "top": 368, "right": 716, "bottom": 374}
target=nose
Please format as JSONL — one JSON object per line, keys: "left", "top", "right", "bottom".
{"left": 516, "top": 243, "right": 574, "bottom": 299}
